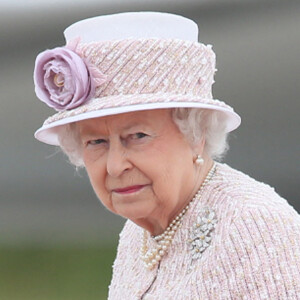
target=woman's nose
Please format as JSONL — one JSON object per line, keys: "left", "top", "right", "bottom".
{"left": 106, "top": 142, "right": 132, "bottom": 178}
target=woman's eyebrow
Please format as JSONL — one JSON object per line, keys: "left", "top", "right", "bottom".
{"left": 80, "top": 120, "right": 149, "bottom": 137}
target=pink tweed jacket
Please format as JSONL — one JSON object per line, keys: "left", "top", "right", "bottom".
{"left": 108, "top": 163, "right": 300, "bottom": 299}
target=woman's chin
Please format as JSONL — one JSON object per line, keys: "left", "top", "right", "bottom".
{"left": 113, "top": 203, "right": 153, "bottom": 220}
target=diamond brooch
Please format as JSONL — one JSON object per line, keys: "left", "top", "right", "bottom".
{"left": 187, "top": 207, "right": 217, "bottom": 267}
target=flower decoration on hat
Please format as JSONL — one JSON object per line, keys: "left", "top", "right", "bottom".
{"left": 33, "top": 37, "right": 107, "bottom": 111}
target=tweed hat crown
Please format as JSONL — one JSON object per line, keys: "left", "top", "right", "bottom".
{"left": 34, "top": 12, "right": 241, "bottom": 145}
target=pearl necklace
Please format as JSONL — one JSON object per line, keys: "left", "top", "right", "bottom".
{"left": 140, "top": 162, "right": 217, "bottom": 270}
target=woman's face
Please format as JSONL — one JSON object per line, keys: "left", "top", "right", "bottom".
{"left": 78, "top": 109, "right": 198, "bottom": 223}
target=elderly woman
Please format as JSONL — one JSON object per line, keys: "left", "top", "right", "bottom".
{"left": 34, "top": 12, "right": 300, "bottom": 299}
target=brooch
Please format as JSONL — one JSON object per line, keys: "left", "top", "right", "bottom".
{"left": 187, "top": 207, "right": 217, "bottom": 269}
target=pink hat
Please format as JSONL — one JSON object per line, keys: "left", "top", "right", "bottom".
{"left": 34, "top": 12, "right": 241, "bottom": 145}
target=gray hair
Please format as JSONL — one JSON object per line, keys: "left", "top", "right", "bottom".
{"left": 58, "top": 108, "right": 229, "bottom": 167}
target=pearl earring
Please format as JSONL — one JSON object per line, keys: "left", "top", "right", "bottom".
{"left": 195, "top": 155, "right": 204, "bottom": 165}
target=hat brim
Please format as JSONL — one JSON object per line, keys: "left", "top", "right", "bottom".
{"left": 35, "top": 93, "right": 241, "bottom": 146}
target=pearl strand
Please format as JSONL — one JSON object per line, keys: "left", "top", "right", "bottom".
{"left": 140, "top": 162, "right": 217, "bottom": 270}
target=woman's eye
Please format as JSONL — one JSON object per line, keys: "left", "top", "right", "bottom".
{"left": 132, "top": 132, "right": 148, "bottom": 139}
{"left": 87, "top": 139, "right": 106, "bottom": 146}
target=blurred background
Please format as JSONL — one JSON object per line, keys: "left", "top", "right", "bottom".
{"left": 1, "top": 0, "right": 299, "bottom": 299}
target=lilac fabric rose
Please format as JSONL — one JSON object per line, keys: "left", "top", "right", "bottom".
{"left": 34, "top": 46, "right": 106, "bottom": 111}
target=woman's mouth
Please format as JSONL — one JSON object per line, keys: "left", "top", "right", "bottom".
{"left": 112, "top": 185, "right": 146, "bottom": 194}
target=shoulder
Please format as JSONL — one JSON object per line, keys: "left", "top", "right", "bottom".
{"left": 212, "top": 163, "right": 300, "bottom": 264}
{"left": 214, "top": 162, "right": 300, "bottom": 240}
{"left": 205, "top": 163, "right": 299, "bottom": 241}
{"left": 213, "top": 162, "right": 298, "bottom": 214}
{"left": 215, "top": 163, "right": 283, "bottom": 200}
{"left": 229, "top": 197, "right": 300, "bottom": 256}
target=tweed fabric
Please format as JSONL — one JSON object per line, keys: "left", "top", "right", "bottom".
{"left": 108, "top": 163, "right": 300, "bottom": 299}
{"left": 43, "top": 39, "right": 233, "bottom": 126}
{"left": 80, "top": 39, "right": 214, "bottom": 98}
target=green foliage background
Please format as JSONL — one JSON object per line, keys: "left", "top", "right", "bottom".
{"left": 0, "top": 245, "right": 117, "bottom": 300}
